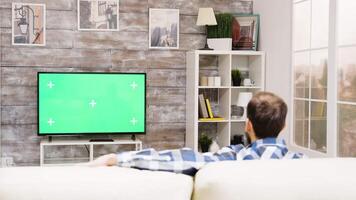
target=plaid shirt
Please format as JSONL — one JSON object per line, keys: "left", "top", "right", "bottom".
{"left": 117, "top": 137, "right": 306, "bottom": 176}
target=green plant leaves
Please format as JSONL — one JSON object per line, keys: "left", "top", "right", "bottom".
{"left": 207, "top": 13, "right": 233, "bottom": 38}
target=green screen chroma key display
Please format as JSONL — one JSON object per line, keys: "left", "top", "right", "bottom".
{"left": 38, "top": 73, "right": 146, "bottom": 135}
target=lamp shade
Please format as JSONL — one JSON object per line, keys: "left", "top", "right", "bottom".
{"left": 196, "top": 8, "right": 217, "bottom": 26}
{"left": 237, "top": 92, "right": 253, "bottom": 107}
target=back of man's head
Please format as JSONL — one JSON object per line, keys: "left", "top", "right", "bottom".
{"left": 247, "top": 92, "right": 288, "bottom": 138}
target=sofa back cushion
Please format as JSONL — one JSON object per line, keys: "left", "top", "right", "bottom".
{"left": 193, "top": 158, "right": 356, "bottom": 200}
{"left": 0, "top": 166, "right": 193, "bottom": 200}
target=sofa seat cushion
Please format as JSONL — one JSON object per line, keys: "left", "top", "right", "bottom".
{"left": 193, "top": 158, "right": 356, "bottom": 200}
{"left": 0, "top": 166, "right": 193, "bottom": 200}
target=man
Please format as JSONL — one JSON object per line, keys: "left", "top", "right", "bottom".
{"left": 86, "top": 92, "right": 306, "bottom": 176}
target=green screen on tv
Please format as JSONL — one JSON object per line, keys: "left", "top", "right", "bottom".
{"left": 38, "top": 73, "right": 146, "bottom": 135}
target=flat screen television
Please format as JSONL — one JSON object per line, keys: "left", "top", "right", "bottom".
{"left": 37, "top": 72, "right": 146, "bottom": 136}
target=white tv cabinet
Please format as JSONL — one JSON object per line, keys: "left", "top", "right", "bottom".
{"left": 40, "top": 138, "right": 142, "bottom": 166}
{"left": 186, "top": 50, "right": 265, "bottom": 151}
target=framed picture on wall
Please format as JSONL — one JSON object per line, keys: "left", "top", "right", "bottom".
{"left": 232, "top": 14, "right": 259, "bottom": 51}
{"left": 12, "top": 3, "right": 46, "bottom": 46}
{"left": 78, "top": 0, "right": 119, "bottom": 31}
{"left": 149, "top": 9, "right": 179, "bottom": 49}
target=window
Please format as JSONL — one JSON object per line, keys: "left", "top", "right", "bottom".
{"left": 292, "top": 0, "right": 329, "bottom": 154}
{"left": 292, "top": 0, "right": 356, "bottom": 156}
{"left": 337, "top": 1, "right": 356, "bottom": 157}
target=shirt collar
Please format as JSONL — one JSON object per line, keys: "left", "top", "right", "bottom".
{"left": 250, "top": 137, "right": 287, "bottom": 150}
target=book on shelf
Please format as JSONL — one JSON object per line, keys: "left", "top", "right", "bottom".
{"left": 205, "top": 99, "right": 214, "bottom": 118}
{"left": 199, "top": 95, "right": 224, "bottom": 121}
{"left": 198, "top": 94, "right": 209, "bottom": 118}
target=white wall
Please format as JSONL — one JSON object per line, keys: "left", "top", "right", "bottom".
{"left": 0, "top": 29, "right": 2, "bottom": 165}
{"left": 253, "top": 0, "right": 292, "bottom": 143}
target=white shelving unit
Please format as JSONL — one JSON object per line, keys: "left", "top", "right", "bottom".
{"left": 186, "top": 50, "right": 265, "bottom": 151}
{"left": 40, "top": 139, "right": 142, "bottom": 166}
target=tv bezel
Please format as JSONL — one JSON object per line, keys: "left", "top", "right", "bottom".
{"left": 37, "top": 72, "right": 147, "bottom": 136}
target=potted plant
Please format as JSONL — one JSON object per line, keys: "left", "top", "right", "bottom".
{"left": 207, "top": 13, "right": 233, "bottom": 51}
{"left": 232, "top": 69, "right": 242, "bottom": 86}
{"left": 199, "top": 133, "right": 213, "bottom": 153}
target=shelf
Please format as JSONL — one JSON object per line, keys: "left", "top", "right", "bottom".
{"left": 40, "top": 139, "right": 142, "bottom": 166}
{"left": 198, "top": 86, "right": 261, "bottom": 89}
{"left": 198, "top": 86, "right": 230, "bottom": 89}
{"left": 40, "top": 139, "right": 142, "bottom": 145}
{"left": 192, "top": 50, "right": 265, "bottom": 56}
{"left": 295, "top": 117, "right": 326, "bottom": 121}
{"left": 231, "top": 86, "right": 261, "bottom": 89}
{"left": 41, "top": 157, "right": 90, "bottom": 166}
{"left": 230, "top": 119, "right": 246, "bottom": 122}
{"left": 41, "top": 163, "right": 88, "bottom": 167}
{"left": 198, "top": 120, "right": 229, "bottom": 123}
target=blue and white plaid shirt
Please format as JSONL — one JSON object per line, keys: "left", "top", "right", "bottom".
{"left": 117, "top": 137, "right": 306, "bottom": 176}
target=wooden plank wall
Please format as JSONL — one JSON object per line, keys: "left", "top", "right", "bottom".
{"left": 0, "top": 0, "right": 252, "bottom": 166}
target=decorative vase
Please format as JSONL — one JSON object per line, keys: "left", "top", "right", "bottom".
{"left": 236, "top": 106, "right": 244, "bottom": 117}
{"left": 209, "top": 140, "right": 220, "bottom": 153}
{"left": 232, "top": 76, "right": 241, "bottom": 86}
{"left": 207, "top": 38, "right": 232, "bottom": 51}
{"left": 200, "top": 76, "right": 208, "bottom": 86}
{"left": 200, "top": 144, "right": 210, "bottom": 153}
{"left": 208, "top": 77, "right": 215, "bottom": 86}
{"left": 199, "top": 134, "right": 212, "bottom": 153}
{"left": 231, "top": 135, "right": 245, "bottom": 145}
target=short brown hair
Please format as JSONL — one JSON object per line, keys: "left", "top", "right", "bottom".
{"left": 247, "top": 92, "right": 288, "bottom": 138}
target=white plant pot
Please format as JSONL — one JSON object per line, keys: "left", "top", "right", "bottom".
{"left": 207, "top": 38, "right": 232, "bottom": 51}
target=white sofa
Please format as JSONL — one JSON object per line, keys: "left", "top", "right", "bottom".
{"left": 1, "top": 158, "right": 356, "bottom": 200}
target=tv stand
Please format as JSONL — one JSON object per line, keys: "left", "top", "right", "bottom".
{"left": 89, "top": 138, "right": 114, "bottom": 142}
{"left": 40, "top": 138, "right": 142, "bottom": 166}
{"left": 131, "top": 134, "right": 136, "bottom": 141}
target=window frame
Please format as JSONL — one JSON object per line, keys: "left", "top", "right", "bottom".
{"left": 290, "top": 0, "right": 338, "bottom": 157}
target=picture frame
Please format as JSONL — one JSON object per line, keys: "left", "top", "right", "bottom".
{"left": 232, "top": 14, "right": 259, "bottom": 51}
{"left": 78, "top": 0, "right": 119, "bottom": 31}
{"left": 149, "top": 8, "right": 179, "bottom": 49}
{"left": 12, "top": 3, "right": 46, "bottom": 46}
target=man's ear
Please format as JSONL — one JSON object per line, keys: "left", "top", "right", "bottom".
{"left": 279, "top": 123, "right": 286, "bottom": 134}
{"left": 245, "top": 119, "right": 252, "bottom": 133}
{"left": 245, "top": 119, "right": 258, "bottom": 143}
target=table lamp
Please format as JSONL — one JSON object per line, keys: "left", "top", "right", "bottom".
{"left": 196, "top": 8, "right": 217, "bottom": 50}
{"left": 237, "top": 92, "right": 253, "bottom": 120}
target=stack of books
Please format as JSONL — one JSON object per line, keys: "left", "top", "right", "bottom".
{"left": 198, "top": 94, "right": 225, "bottom": 121}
